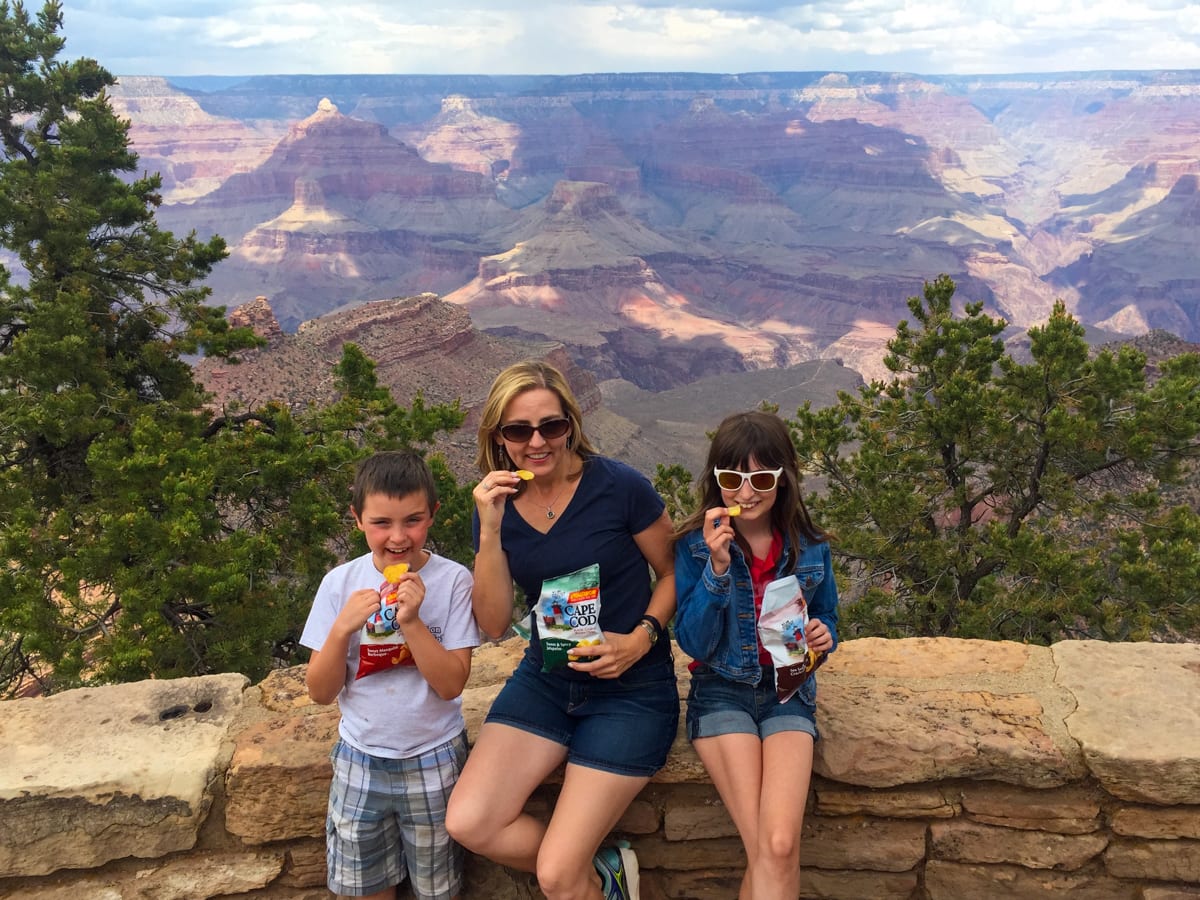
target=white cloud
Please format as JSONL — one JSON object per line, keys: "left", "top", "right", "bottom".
{"left": 58, "top": 0, "right": 1200, "bottom": 75}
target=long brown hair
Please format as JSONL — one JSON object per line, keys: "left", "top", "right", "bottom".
{"left": 674, "top": 411, "right": 827, "bottom": 569}
{"left": 475, "top": 360, "right": 598, "bottom": 475}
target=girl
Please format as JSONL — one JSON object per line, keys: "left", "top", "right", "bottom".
{"left": 673, "top": 410, "right": 838, "bottom": 900}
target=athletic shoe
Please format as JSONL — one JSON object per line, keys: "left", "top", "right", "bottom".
{"left": 594, "top": 840, "right": 640, "bottom": 900}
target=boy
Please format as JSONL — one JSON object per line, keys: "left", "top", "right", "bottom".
{"left": 302, "top": 451, "right": 479, "bottom": 900}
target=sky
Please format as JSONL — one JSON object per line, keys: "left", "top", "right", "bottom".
{"left": 60, "top": 1, "right": 1200, "bottom": 78}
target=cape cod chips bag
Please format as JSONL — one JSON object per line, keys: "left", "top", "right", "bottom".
{"left": 757, "top": 574, "right": 827, "bottom": 702}
{"left": 356, "top": 563, "right": 415, "bottom": 679}
{"left": 535, "top": 563, "right": 604, "bottom": 672}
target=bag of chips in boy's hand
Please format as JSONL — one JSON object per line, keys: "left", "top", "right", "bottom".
{"left": 757, "top": 574, "right": 827, "bottom": 702}
{"left": 356, "top": 564, "right": 415, "bottom": 679}
{"left": 535, "top": 563, "right": 604, "bottom": 672}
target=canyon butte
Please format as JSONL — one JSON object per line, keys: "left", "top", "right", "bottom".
{"left": 110, "top": 70, "right": 1200, "bottom": 465}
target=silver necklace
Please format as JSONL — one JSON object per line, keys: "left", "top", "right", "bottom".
{"left": 532, "top": 480, "right": 570, "bottom": 519}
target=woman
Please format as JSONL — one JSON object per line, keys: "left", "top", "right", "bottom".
{"left": 445, "top": 360, "right": 677, "bottom": 900}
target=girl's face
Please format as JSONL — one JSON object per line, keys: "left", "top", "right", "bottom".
{"left": 716, "top": 454, "right": 779, "bottom": 527}
{"left": 496, "top": 387, "right": 572, "bottom": 475}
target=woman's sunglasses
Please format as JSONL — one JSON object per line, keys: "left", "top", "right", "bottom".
{"left": 713, "top": 467, "right": 783, "bottom": 492}
{"left": 498, "top": 417, "right": 572, "bottom": 443}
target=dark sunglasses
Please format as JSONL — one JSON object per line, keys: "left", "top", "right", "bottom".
{"left": 713, "top": 467, "right": 783, "bottom": 492}
{"left": 498, "top": 417, "right": 571, "bottom": 443}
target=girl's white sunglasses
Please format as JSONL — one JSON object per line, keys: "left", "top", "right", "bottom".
{"left": 713, "top": 467, "right": 783, "bottom": 492}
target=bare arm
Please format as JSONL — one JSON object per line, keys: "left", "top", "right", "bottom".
{"left": 472, "top": 472, "right": 519, "bottom": 639}
{"left": 306, "top": 587, "right": 379, "bottom": 704}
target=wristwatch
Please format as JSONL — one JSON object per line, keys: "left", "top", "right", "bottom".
{"left": 637, "top": 617, "right": 659, "bottom": 646}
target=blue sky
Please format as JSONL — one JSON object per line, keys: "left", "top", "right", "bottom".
{"left": 62, "top": 1, "right": 1200, "bottom": 77}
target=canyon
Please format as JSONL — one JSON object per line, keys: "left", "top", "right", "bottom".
{"left": 111, "top": 70, "right": 1200, "bottom": 399}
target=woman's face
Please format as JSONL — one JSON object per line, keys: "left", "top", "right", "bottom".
{"left": 716, "top": 453, "right": 779, "bottom": 526}
{"left": 496, "top": 387, "right": 572, "bottom": 474}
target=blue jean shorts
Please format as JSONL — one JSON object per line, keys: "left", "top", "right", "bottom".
{"left": 326, "top": 732, "right": 467, "bottom": 899}
{"left": 485, "top": 656, "right": 679, "bottom": 777}
{"left": 686, "top": 663, "right": 819, "bottom": 742}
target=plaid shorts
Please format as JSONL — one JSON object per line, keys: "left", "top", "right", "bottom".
{"left": 326, "top": 731, "right": 467, "bottom": 899}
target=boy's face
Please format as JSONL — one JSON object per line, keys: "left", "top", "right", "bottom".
{"left": 352, "top": 490, "right": 438, "bottom": 574}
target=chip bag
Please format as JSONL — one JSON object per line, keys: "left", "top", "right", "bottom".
{"left": 356, "top": 563, "right": 414, "bottom": 679}
{"left": 535, "top": 563, "right": 603, "bottom": 672}
{"left": 757, "top": 574, "right": 827, "bottom": 702}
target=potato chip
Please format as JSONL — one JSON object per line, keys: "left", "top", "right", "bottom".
{"left": 515, "top": 469, "right": 535, "bottom": 480}
{"left": 727, "top": 504, "right": 742, "bottom": 516}
{"left": 383, "top": 563, "right": 409, "bottom": 582}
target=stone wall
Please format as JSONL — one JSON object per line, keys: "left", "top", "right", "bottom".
{"left": 1, "top": 637, "right": 1198, "bottom": 900}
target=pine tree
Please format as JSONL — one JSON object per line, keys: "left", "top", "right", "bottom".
{"left": 0, "top": 2, "right": 473, "bottom": 694}
{"left": 790, "top": 275, "right": 1200, "bottom": 643}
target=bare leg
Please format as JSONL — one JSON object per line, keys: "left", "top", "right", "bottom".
{"left": 692, "top": 733, "right": 764, "bottom": 900}
{"left": 752, "top": 731, "right": 814, "bottom": 900}
{"left": 535, "top": 762, "right": 650, "bottom": 900}
{"left": 445, "top": 723, "right": 568, "bottom": 872}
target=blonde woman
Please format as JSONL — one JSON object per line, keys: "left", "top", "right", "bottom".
{"left": 446, "top": 360, "right": 676, "bottom": 900}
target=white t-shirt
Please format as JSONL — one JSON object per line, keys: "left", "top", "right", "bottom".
{"left": 300, "top": 550, "right": 479, "bottom": 759}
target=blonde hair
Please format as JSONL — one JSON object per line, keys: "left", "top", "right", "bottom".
{"left": 475, "top": 360, "right": 598, "bottom": 475}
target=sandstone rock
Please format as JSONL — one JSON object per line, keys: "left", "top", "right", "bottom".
{"left": 4, "top": 849, "right": 284, "bottom": 900}
{"left": 0, "top": 674, "right": 248, "bottom": 878}
{"left": 1111, "top": 805, "right": 1200, "bottom": 840}
{"left": 1104, "top": 837, "right": 1200, "bottom": 882}
{"left": 803, "top": 867, "right": 920, "bottom": 900}
{"left": 224, "top": 707, "right": 339, "bottom": 843}
{"left": 959, "top": 782, "right": 1103, "bottom": 834}
{"left": 802, "top": 816, "right": 926, "bottom": 872}
{"left": 1056, "top": 641, "right": 1200, "bottom": 804}
{"left": 814, "top": 638, "right": 1085, "bottom": 788}
{"left": 663, "top": 798, "right": 738, "bottom": 841}
{"left": 924, "top": 860, "right": 1139, "bottom": 899}
{"left": 814, "top": 783, "right": 959, "bottom": 819}
{"left": 930, "top": 819, "right": 1108, "bottom": 870}
{"left": 227, "top": 295, "right": 283, "bottom": 342}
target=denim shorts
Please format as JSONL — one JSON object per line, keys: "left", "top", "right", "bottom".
{"left": 686, "top": 663, "right": 819, "bottom": 742}
{"left": 485, "top": 655, "right": 680, "bottom": 777}
{"left": 326, "top": 732, "right": 467, "bottom": 899}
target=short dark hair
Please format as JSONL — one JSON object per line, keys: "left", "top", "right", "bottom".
{"left": 350, "top": 451, "right": 438, "bottom": 517}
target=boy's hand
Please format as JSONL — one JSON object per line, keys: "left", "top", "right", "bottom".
{"left": 332, "top": 588, "right": 382, "bottom": 638}
{"left": 388, "top": 571, "right": 426, "bottom": 627}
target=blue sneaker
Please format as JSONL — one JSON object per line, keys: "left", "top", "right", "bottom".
{"left": 594, "top": 841, "right": 640, "bottom": 900}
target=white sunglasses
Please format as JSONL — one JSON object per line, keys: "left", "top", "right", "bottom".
{"left": 713, "top": 467, "right": 783, "bottom": 492}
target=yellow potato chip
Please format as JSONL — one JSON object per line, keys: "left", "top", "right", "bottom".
{"left": 515, "top": 469, "right": 535, "bottom": 480}
{"left": 383, "top": 563, "right": 409, "bottom": 582}
{"left": 727, "top": 505, "right": 742, "bottom": 517}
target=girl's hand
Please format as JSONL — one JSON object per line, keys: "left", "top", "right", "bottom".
{"left": 474, "top": 470, "right": 518, "bottom": 532}
{"left": 566, "top": 630, "right": 644, "bottom": 679}
{"left": 805, "top": 618, "right": 834, "bottom": 653}
{"left": 705, "top": 506, "right": 737, "bottom": 575}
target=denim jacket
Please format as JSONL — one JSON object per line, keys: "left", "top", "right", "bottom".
{"left": 673, "top": 528, "right": 840, "bottom": 685}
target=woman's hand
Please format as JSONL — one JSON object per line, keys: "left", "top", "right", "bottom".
{"left": 704, "top": 506, "right": 737, "bottom": 576}
{"left": 474, "top": 469, "right": 518, "bottom": 532}
{"left": 566, "top": 629, "right": 647, "bottom": 679}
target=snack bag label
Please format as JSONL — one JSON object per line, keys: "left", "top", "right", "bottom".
{"left": 757, "top": 575, "right": 827, "bottom": 702}
{"left": 356, "top": 571, "right": 415, "bottom": 679}
{"left": 536, "top": 563, "right": 603, "bottom": 671}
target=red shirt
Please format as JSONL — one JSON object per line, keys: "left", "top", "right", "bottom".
{"left": 749, "top": 530, "right": 783, "bottom": 664}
